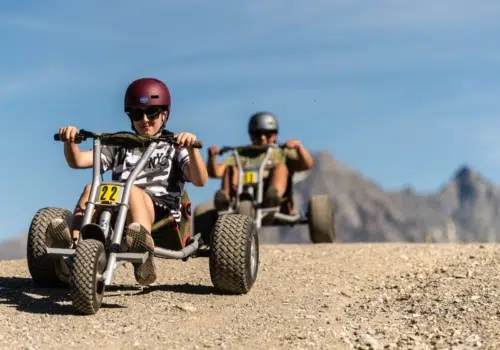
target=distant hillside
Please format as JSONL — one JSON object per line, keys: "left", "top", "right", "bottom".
{"left": 286, "top": 151, "right": 500, "bottom": 243}
{"left": 0, "top": 234, "right": 26, "bottom": 261}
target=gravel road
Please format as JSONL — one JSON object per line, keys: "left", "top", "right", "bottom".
{"left": 0, "top": 243, "right": 499, "bottom": 349}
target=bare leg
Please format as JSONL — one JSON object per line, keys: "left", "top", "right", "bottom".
{"left": 71, "top": 184, "right": 92, "bottom": 242}
{"left": 126, "top": 186, "right": 155, "bottom": 232}
{"left": 124, "top": 186, "right": 157, "bottom": 286}
{"left": 263, "top": 163, "right": 289, "bottom": 207}
{"left": 214, "top": 166, "right": 236, "bottom": 211}
{"left": 269, "top": 163, "right": 288, "bottom": 197}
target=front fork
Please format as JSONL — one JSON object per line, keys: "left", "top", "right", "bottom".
{"left": 98, "top": 209, "right": 114, "bottom": 244}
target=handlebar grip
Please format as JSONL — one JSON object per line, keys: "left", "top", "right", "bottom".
{"left": 192, "top": 140, "right": 203, "bottom": 149}
{"left": 53, "top": 133, "right": 85, "bottom": 144}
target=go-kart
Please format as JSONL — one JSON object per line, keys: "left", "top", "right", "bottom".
{"left": 26, "top": 130, "right": 259, "bottom": 315}
{"left": 193, "top": 143, "right": 335, "bottom": 244}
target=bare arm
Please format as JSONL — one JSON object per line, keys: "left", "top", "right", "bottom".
{"left": 295, "top": 144, "right": 314, "bottom": 171}
{"left": 285, "top": 140, "right": 314, "bottom": 172}
{"left": 64, "top": 143, "right": 94, "bottom": 169}
{"left": 183, "top": 148, "right": 208, "bottom": 187}
{"left": 207, "top": 156, "right": 226, "bottom": 178}
{"left": 176, "top": 132, "right": 208, "bottom": 187}
{"left": 60, "top": 126, "right": 94, "bottom": 169}
{"left": 206, "top": 146, "right": 226, "bottom": 178}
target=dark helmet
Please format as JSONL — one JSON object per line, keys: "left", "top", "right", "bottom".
{"left": 248, "top": 112, "right": 279, "bottom": 134}
{"left": 124, "top": 78, "right": 171, "bottom": 112}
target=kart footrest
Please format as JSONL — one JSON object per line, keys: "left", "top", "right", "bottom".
{"left": 115, "top": 252, "right": 149, "bottom": 264}
{"left": 46, "top": 247, "right": 76, "bottom": 258}
{"left": 273, "top": 213, "right": 302, "bottom": 223}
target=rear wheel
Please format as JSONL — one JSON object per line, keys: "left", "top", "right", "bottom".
{"left": 308, "top": 195, "right": 336, "bottom": 243}
{"left": 70, "top": 239, "right": 107, "bottom": 315}
{"left": 209, "top": 214, "right": 259, "bottom": 294}
{"left": 27, "top": 207, "right": 72, "bottom": 288}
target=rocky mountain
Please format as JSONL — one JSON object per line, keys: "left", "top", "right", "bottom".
{"left": 284, "top": 151, "right": 500, "bottom": 243}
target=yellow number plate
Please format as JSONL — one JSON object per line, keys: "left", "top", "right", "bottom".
{"left": 97, "top": 185, "right": 121, "bottom": 204}
{"left": 243, "top": 171, "right": 257, "bottom": 184}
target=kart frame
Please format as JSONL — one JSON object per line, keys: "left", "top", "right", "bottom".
{"left": 217, "top": 144, "right": 310, "bottom": 228}
{"left": 49, "top": 129, "right": 204, "bottom": 286}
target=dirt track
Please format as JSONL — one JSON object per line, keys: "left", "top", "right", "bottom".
{"left": 0, "top": 243, "right": 499, "bottom": 349}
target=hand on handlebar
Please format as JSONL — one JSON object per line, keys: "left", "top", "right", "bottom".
{"left": 208, "top": 145, "right": 220, "bottom": 156}
{"left": 176, "top": 132, "right": 200, "bottom": 149}
{"left": 284, "top": 139, "right": 302, "bottom": 150}
{"left": 57, "top": 126, "right": 80, "bottom": 144}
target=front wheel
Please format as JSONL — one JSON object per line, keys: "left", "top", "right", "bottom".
{"left": 70, "top": 239, "right": 107, "bottom": 315}
{"left": 308, "top": 195, "right": 336, "bottom": 243}
{"left": 209, "top": 214, "right": 259, "bottom": 294}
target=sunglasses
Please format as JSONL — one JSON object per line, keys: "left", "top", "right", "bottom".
{"left": 251, "top": 130, "right": 276, "bottom": 139}
{"left": 126, "top": 107, "right": 164, "bottom": 122}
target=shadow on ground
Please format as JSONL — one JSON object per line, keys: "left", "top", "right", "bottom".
{"left": 0, "top": 277, "right": 138, "bottom": 315}
{"left": 135, "top": 282, "right": 223, "bottom": 296}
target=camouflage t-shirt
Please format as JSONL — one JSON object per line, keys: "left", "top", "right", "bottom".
{"left": 221, "top": 147, "right": 302, "bottom": 175}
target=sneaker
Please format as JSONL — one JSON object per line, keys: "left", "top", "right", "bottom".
{"left": 263, "top": 186, "right": 282, "bottom": 208}
{"left": 125, "top": 223, "right": 157, "bottom": 285}
{"left": 214, "top": 190, "right": 230, "bottom": 211}
{"left": 46, "top": 218, "right": 73, "bottom": 249}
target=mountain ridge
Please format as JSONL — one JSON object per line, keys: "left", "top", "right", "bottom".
{"left": 288, "top": 152, "right": 500, "bottom": 243}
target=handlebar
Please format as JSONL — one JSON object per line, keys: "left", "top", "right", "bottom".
{"left": 54, "top": 129, "right": 203, "bottom": 149}
{"left": 218, "top": 143, "right": 287, "bottom": 155}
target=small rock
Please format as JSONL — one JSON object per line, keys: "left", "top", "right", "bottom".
{"left": 361, "top": 334, "right": 381, "bottom": 350}
{"left": 175, "top": 303, "right": 197, "bottom": 312}
{"left": 341, "top": 291, "right": 352, "bottom": 298}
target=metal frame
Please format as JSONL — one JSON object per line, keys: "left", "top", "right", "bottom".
{"left": 47, "top": 132, "right": 202, "bottom": 286}
{"left": 218, "top": 144, "right": 309, "bottom": 229}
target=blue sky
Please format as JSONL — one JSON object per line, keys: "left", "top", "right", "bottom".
{"left": 1, "top": 0, "right": 500, "bottom": 241}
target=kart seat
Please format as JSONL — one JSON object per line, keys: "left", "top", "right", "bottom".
{"left": 150, "top": 190, "right": 193, "bottom": 250}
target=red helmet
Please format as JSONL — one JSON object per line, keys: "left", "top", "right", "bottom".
{"left": 124, "top": 78, "right": 171, "bottom": 112}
